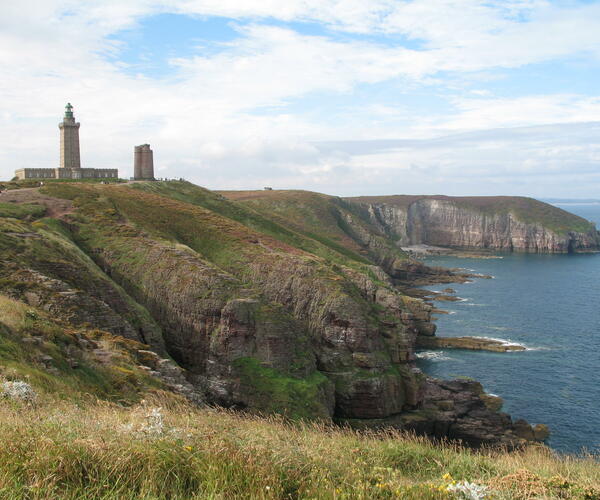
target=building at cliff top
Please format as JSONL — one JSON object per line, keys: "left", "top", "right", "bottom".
{"left": 14, "top": 103, "right": 118, "bottom": 180}
{"left": 133, "top": 144, "right": 155, "bottom": 180}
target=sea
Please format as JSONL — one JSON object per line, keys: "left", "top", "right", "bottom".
{"left": 416, "top": 203, "right": 600, "bottom": 455}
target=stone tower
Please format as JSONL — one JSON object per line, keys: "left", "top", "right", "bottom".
{"left": 134, "top": 144, "right": 154, "bottom": 180}
{"left": 59, "top": 103, "right": 81, "bottom": 169}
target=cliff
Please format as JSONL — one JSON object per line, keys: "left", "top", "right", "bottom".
{"left": 347, "top": 195, "right": 600, "bottom": 253}
{"left": 0, "top": 181, "right": 554, "bottom": 447}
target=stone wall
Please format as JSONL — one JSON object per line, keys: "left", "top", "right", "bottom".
{"left": 14, "top": 168, "right": 57, "bottom": 180}
{"left": 14, "top": 168, "right": 118, "bottom": 180}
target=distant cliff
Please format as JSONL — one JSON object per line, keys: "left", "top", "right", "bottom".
{"left": 347, "top": 195, "right": 600, "bottom": 253}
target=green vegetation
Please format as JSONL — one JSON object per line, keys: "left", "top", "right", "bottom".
{"left": 0, "top": 177, "right": 125, "bottom": 191}
{"left": 218, "top": 188, "right": 408, "bottom": 266}
{"left": 1, "top": 180, "right": 600, "bottom": 498}
{"left": 132, "top": 182, "right": 375, "bottom": 267}
{"left": 0, "top": 202, "right": 46, "bottom": 219}
{"left": 0, "top": 396, "right": 599, "bottom": 499}
{"left": 232, "top": 357, "right": 332, "bottom": 419}
{"left": 0, "top": 295, "right": 161, "bottom": 402}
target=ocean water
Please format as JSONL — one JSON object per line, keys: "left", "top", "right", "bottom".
{"left": 416, "top": 203, "right": 600, "bottom": 454}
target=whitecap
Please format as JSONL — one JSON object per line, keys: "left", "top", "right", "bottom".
{"left": 415, "top": 351, "right": 453, "bottom": 361}
{"left": 469, "top": 336, "right": 528, "bottom": 349}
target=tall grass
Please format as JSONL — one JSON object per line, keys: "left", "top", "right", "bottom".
{"left": 0, "top": 394, "right": 598, "bottom": 499}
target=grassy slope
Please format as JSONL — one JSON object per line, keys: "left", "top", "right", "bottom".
{"left": 132, "top": 182, "right": 372, "bottom": 266}
{"left": 0, "top": 295, "right": 162, "bottom": 403}
{"left": 217, "top": 188, "right": 408, "bottom": 266}
{"left": 0, "top": 397, "right": 598, "bottom": 499}
{"left": 36, "top": 182, "right": 404, "bottom": 417}
{"left": 348, "top": 195, "right": 596, "bottom": 235}
{"left": 0, "top": 210, "right": 165, "bottom": 350}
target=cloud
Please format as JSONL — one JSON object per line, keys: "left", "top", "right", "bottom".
{"left": 1, "top": 1, "right": 600, "bottom": 197}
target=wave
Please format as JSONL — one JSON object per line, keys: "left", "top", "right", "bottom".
{"left": 466, "top": 335, "right": 550, "bottom": 351}
{"left": 468, "top": 336, "right": 530, "bottom": 350}
{"left": 415, "top": 351, "right": 454, "bottom": 362}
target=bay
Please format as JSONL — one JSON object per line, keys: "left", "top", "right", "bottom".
{"left": 416, "top": 203, "right": 600, "bottom": 454}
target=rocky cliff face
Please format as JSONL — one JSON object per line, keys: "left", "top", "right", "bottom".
{"left": 0, "top": 182, "right": 548, "bottom": 447}
{"left": 352, "top": 196, "right": 600, "bottom": 253}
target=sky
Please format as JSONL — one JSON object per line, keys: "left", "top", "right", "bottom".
{"left": 1, "top": 0, "right": 600, "bottom": 197}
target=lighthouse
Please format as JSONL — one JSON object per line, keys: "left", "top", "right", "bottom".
{"left": 14, "top": 103, "right": 118, "bottom": 181}
{"left": 58, "top": 103, "right": 81, "bottom": 170}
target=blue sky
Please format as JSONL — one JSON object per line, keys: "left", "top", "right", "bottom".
{"left": 1, "top": 1, "right": 600, "bottom": 197}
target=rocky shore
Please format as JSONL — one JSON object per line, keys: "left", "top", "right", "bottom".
{"left": 417, "top": 335, "right": 526, "bottom": 352}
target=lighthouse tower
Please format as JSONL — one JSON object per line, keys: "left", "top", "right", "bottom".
{"left": 59, "top": 103, "right": 81, "bottom": 170}
{"left": 13, "top": 103, "right": 118, "bottom": 181}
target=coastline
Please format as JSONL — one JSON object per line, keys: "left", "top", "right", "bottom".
{"left": 395, "top": 260, "right": 548, "bottom": 447}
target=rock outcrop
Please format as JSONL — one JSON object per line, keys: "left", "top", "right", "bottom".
{"left": 349, "top": 195, "right": 599, "bottom": 253}
{"left": 417, "top": 336, "right": 526, "bottom": 352}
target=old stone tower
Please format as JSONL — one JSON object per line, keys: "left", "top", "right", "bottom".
{"left": 134, "top": 144, "right": 155, "bottom": 180}
{"left": 59, "top": 103, "right": 81, "bottom": 169}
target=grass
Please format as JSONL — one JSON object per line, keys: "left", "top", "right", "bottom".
{"left": 232, "top": 357, "right": 332, "bottom": 419}
{"left": 0, "top": 395, "right": 599, "bottom": 499}
{"left": 217, "top": 188, "right": 408, "bottom": 266}
{"left": 0, "top": 202, "right": 46, "bottom": 220}
{"left": 131, "top": 182, "right": 375, "bottom": 268}
{"left": 0, "top": 295, "right": 162, "bottom": 403}
{"left": 0, "top": 178, "right": 125, "bottom": 191}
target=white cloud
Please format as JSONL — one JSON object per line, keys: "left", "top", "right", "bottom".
{"left": 1, "top": 1, "right": 600, "bottom": 197}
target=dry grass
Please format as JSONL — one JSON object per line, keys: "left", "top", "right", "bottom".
{"left": 0, "top": 295, "right": 29, "bottom": 331}
{"left": 0, "top": 394, "right": 598, "bottom": 499}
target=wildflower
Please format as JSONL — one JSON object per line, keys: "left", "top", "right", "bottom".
{"left": 139, "top": 407, "right": 164, "bottom": 436}
{"left": 443, "top": 473, "right": 453, "bottom": 481}
{"left": 1, "top": 381, "right": 36, "bottom": 403}
{"left": 447, "top": 481, "right": 488, "bottom": 500}
{"left": 184, "top": 445, "right": 193, "bottom": 452}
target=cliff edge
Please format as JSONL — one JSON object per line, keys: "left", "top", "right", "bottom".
{"left": 346, "top": 195, "right": 599, "bottom": 253}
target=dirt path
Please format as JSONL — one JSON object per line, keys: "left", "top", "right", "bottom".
{"left": 0, "top": 187, "right": 73, "bottom": 218}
